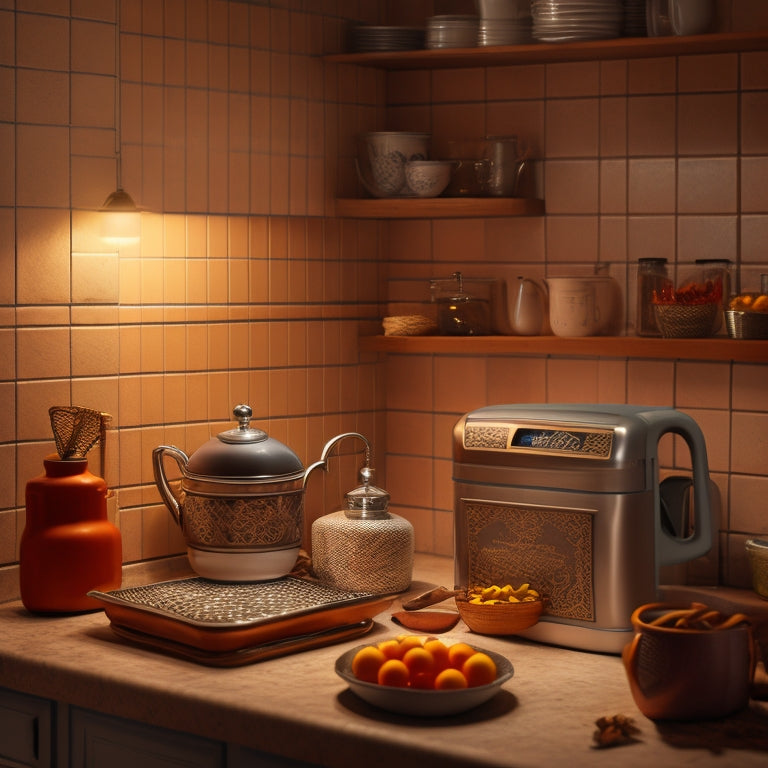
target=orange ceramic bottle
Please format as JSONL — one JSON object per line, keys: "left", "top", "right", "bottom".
{"left": 20, "top": 455, "right": 122, "bottom": 613}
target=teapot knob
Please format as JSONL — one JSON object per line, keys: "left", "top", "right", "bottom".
{"left": 233, "top": 404, "right": 253, "bottom": 430}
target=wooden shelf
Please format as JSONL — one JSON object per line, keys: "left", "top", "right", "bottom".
{"left": 326, "top": 31, "right": 768, "bottom": 70}
{"left": 334, "top": 197, "right": 544, "bottom": 219}
{"left": 359, "top": 334, "right": 768, "bottom": 363}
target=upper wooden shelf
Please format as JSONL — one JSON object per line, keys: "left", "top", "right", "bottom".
{"left": 359, "top": 334, "right": 768, "bottom": 363}
{"left": 325, "top": 31, "right": 768, "bottom": 70}
{"left": 335, "top": 197, "right": 544, "bottom": 219}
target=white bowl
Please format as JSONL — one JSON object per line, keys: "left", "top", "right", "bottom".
{"left": 404, "top": 160, "right": 454, "bottom": 197}
{"left": 335, "top": 643, "right": 514, "bottom": 716}
{"left": 357, "top": 132, "right": 430, "bottom": 198}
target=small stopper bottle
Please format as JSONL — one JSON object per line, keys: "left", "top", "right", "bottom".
{"left": 636, "top": 258, "right": 670, "bottom": 336}
{"left": 311, "top": 466, "right": 414, "bottom": 594}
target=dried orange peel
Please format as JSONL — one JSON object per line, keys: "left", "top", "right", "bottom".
{"left": 468, "top": 583, "right": 540, "bottom": 604}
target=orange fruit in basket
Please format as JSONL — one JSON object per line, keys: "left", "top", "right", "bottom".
{"left": 435, "top": 668, "right": 469, "bottom": 690}
{"left": 462, "top": 652, "right": 497, "bottom": 687}
{"left": 753, "top": 295, "right": 768, "bottom": 312}
{"left": 351, "top": 645, "right": 387, "bottom": 683}
{"left": 377, "top": 659, "right": 410, "bottom": 688}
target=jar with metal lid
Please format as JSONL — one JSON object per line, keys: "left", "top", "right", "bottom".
{"left": 311, "top": 464, "right": 414, "bottom": 595}
{"left": 430, "top": 271, "right": 492, "bottom": 336}
{"left": 636, "top": 258, "right": 671, "bottom": 336}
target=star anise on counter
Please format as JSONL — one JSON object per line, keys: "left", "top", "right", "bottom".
{"left": 593, "top": 714, "right": 641, "bottom": 748}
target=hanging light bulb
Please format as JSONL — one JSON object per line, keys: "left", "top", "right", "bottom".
{"left": 101, "top": 0, "right": 140, "bottom": 244}
{"left": 101, "top": 187, "right": 140, "bottom": 243}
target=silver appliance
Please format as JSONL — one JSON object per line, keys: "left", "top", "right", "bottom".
{"left": 453, "top": 404, "right": 714, "bottom": 654}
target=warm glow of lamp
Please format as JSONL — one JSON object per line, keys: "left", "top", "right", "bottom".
{"left": 100, "top": 187, "right": 140, "bottom": 243}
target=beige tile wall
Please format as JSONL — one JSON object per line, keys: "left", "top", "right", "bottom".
{"left": 0, "top": 0, "right": 391, "bottom": 601}
{"left": 2, "top": 0, "right": 767, "bottom": 603}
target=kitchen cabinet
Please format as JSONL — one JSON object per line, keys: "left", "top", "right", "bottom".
{"left": 0, "top": 689, "right": 318, "bottom": 768}
{"left": 0, "top": 688, "right": 53, "bottom": 768}
{"left": 68, "top": 708, "right": 224, "bottom": 768}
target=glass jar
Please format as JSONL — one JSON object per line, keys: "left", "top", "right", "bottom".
{"left": 636, "top": 258, "right": 670, "bottom": 336}
{"left": 695, "top": 259, "right": 733, "bottom": 334}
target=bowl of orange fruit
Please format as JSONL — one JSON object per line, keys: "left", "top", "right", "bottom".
{"left": 456, "top": 583, "right": 545, "bottom": 636}
{"left": 335, "top": 634, "right": 513, "bottom": 716}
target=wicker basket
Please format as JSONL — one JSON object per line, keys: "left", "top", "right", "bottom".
{"left": 382, "top": 314, "right": 438, "bottom": 336}
{"left": 725, "top": 310, "right": 768, "bottom": 340}
{"left": 455, "top": 597, "right": 544, "bottom": 636}
{"left": 653, "top": 302, "right": 719, "bottom": 338}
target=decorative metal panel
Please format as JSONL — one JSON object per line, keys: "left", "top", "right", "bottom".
{"left": 461, "top": 499, "right": 595, "bottom": 622}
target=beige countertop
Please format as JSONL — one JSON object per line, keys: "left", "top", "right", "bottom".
{"left": 1, "top": 554, "right": 768, "bottom": 768}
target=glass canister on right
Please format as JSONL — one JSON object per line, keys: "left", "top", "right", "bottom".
{"left": 695, "top": 259, "right": 733, "bottom": 334}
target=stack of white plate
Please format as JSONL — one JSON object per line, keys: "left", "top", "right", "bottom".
{"left": 622, "top": 0, "right": 647, "bottom": 37}
{"left": 532, "top": 0, "right": 623, "bottom": 42}
{"left": 350, "top": 25, "right": 425, "bottom": 53}
{"left": 426, "top": 15, "right": 479, "bottom": 49}
{"left": 478, "top": 18, "right": 534, "bottom": 46}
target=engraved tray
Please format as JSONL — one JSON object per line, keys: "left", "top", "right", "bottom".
{"left": 89, "top": 576, "right": 395, "bottom": 655}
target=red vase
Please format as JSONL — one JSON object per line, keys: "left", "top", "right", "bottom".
{"left": 20, "top": 454, "right": 122, "bottom": 613}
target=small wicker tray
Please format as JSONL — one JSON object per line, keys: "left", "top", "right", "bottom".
{"left": 382, "top": 314, "right": 438, "bottom": 336}
{"left": 653, "top": 302, "right": 718, "bottom": 338}
{"left": 726, "top": 310, "right": 768, "bottom": 339}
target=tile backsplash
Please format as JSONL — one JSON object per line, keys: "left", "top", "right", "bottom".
{"left": 1, "top": 0, "right": 767, "bottom": 602}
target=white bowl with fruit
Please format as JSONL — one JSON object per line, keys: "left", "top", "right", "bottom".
{"left": 335, "top": 634, "right": 513, "bottom": 716}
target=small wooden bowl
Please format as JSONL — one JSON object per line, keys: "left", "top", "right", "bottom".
{"left": 456, "top": 597, "right": 544, "bottom": 636}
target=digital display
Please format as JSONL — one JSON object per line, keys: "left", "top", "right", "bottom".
{"left": 512, "top": 428, "right": 612, "bottom": 457}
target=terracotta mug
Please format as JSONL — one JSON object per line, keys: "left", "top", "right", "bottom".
{"left": 622, "top": 602, "right": 756, "bottom": 720}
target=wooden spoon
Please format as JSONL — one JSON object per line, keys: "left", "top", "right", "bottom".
{"left": 401, "top": 586, "right": 462, "bottom": 611}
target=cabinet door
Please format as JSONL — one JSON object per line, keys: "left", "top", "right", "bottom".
{"left": 0, "top": 688, "right": 53, "bottom": 768}
{"left": 69, "top": 708, "right": 223, "bottom": 768}
{"left": 227, "top": 744, "right": 319, "bottom": 768}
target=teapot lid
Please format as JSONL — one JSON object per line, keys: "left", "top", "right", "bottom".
{"left": 218, "top": 404, "right": 268, "bottom": 444}
{"left": 185, "top": 404, "right": 304, "bottom": 481}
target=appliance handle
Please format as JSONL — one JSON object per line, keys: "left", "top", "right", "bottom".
{"left": 641, "top": 410, "right": 712, "bottom": 566}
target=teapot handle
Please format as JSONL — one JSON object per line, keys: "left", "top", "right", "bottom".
{"left": 303, "top": 432, "right": 370, "bottom": 488}
{"left": 152, "top": 445, "right": 189, "bottom": 528}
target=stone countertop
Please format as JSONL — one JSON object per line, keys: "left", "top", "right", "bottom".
{"left": 1, "top": 554, "right": 768, "bottom": 768}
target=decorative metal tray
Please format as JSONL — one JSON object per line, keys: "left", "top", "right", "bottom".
{"left": 89, "top": 576, "right": 395, "bottom": 655}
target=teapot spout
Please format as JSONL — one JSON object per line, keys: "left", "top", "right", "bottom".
{"left": 303, "top": 432, "right": 371, "bottom": 488}
{"left": 152, "top": 445, "right": 190, "bottom": 527}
